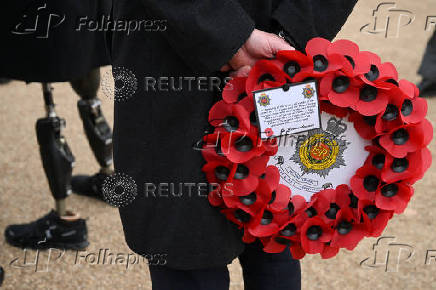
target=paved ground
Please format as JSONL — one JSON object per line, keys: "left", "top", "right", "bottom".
{"left": 1, "top": 0, "right": 436, "bottom": 289}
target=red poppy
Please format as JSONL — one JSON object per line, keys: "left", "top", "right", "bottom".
{"left": 208, "top": 100, "right": 250, "bottom": 133}
{"left": 272, "top": 50, "right": 314, "bottom": 82}
{"left": 397, "top": 96, "right": 428, "bottom": 124}
{"left": 319, "top": 71, "right": 362, "bottom": 108}
{"left": 261, "top": 222, "right": 298, "bottom": 251}
{"left": 202, "top": 158, "right": 234, "bottom": 185}
{"left": 246, "top": 60, "right": 288, "bottom": 96}
{"left": 349, "top": 111, "right": 380, "bottom": 140}
{"left": 379, "top": 119, "right": 433, "bottom": 158}
{"left": 350, "top": 166, "right": 382, "bottom": 201}
{"left": 226, "top": 155, "right": 270, "bottom": 196}
{"left": 358, "top": 200, "right": 394, "bottom": 237}
{"left": 305, "top": 38, "right": 349, "bottom": 76}
{"left": 381, "top": 147, "right": 431, "bottom": 184}
{"left": 358, "top": 51, "right": 398, "bottom": 86}
{"left": 221, "top": 208, "right": 252, "bottom": 228}
{"left": 318, "top": 185, "right": 353, "bottom": 224}
{"left": 351, "top": 84, "right": 390, "bottom": 116}
{"left": 247, "top": 208, "right": 288, "bottom": 237}
{"left": 300, "top": 216, "right": 334, "bottom": 254}
{"left": 221, "top": 166, "right": 281, "bottom": 214}
{"left": 398, "top": 79, "right": 417, "bottom": 99}
{"left": 375, "top": 182, "right": 413, "bottom": 214}
{"left": 238, "top": 95, "right": 255, "bottom": 114}
{"left": 200, "top": 132, "right": 228, "bottom": 163}
{"left": 222, "top": 77, "right": 248, "bottom": 104}
{"left": 321, "top": 243, "right": 340, "bottom": 259}
{"left": 208, "top": 186, "right": 224, "bottom": 207}
{"left": 265, "top": 183, "right": 292, "bottom": 213}
{"left": 330, "top": 207, "right": 366, "bottom": 250}
{"left": 222, "top": 180, "right": 269, "bottom": 215}
{"left": 363, "top": 145, "right": 389, "bottom": 171}
{"left": 289, "top": 194, "right": 308, "bottom": 215}
{"left": 220, "top": 126, "right": 265, "bottom": 163}
{"left": 320, "top": 101, "right": 350, "bottom": 118}
{"left": 242, "top": 229, "right": 256, "bottom": 243}
{"left": 262, "top": 137, "right": 279, "bottom": 156}
{"left": 327, "top": 39, "right": 371, "bottom": 76}
{"left": 374, "top": 96, "right": 407, "bottom": 134}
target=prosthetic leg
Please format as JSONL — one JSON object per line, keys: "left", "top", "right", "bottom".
{"left": 70, "top": 69, "right": 114, "bottom": 198}
{"left": 36, "top": 83, "right": 75, "bottom": 215}
{"left": 4, "top": 83, "right": 89, "bottom": 250}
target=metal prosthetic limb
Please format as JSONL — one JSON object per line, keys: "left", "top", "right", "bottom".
{"left": 36, "top": 83, "right": 75, "bottom": 216}
{"left": 70, "top": 69, "right": 113, "bottom": 174}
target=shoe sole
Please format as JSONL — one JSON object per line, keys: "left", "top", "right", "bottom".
{"left": 5, "top": 237, "right": 89, "bottom": 251}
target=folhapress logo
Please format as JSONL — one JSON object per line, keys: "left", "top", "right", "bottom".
{"left": 11, "top": 2, "right": 65, "bottom": 39}
{"left": 360, "top": 236, "right": 414, "bottom": 272}
{"left": 360, "top": 2, "right": 415, "bottom": 38}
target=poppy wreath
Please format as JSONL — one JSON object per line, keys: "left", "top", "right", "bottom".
{"left": 200, "top": 38, "right": 433, "bottom": 259}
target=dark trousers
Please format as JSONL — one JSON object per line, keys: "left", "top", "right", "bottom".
{"left": 148, "top": 241, "right": 301, "bottom": 290}
{"left": 418, "top": 30, "right": 436, "bottom": 79}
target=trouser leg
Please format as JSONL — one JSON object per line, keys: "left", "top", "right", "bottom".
{"left": 149, "top": 265, "right": 230, "bottom": 290}
{"left": 418, "top": 30, "right": 436, "bottom": 80}
{"left": 238, "top": 241, "right": 301, "bottom": 290}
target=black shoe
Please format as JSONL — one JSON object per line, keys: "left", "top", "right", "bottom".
{"left": 71, "top": 171, "right": 111, "bottom": 201}
{"left": 4, "top": 210, "right": 89, "bottom": 250}
{"left": 417, "top": 78, "right": 436, "bottom": 97}
{"left": 0, "top": 266, "right": 4, "bottom": 287}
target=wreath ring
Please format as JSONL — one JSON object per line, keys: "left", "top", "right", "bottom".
{"left": 200, "top": 38, "right": 433, "bottom": 259}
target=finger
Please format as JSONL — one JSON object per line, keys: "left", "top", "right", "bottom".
{"left": 220, "top": 64, "right": 232, "bottom": 72}
{"left": 229, "top": 65, "right": 252, "bottom": 78}
{"left": 266, "top": 35, "right": 294, "bottom": 57}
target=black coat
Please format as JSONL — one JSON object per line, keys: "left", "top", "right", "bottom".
{"left": 0, "top": 0, "right": 111, "bottom": 82}
{"left": 112, "top": 0, "right": 358, "bottom": 270}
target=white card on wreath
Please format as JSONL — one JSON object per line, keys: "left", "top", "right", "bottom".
{"left": 253, "top": 81, "right": 321, "bottom": 139}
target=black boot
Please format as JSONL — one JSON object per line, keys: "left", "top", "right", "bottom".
{"left": 4, "top": 210, "right": 89, "bottom": 250}
{"left": 71, "top": 171, "right": 111, "bottom": 200}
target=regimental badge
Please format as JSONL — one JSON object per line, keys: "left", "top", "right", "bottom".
{"left": 257, "top": 93, "right": 271, "bottom": 107}
{"left": 291, "top": 117, "right": 350, "bottom": 177}
{"left": 302, "top": 84, "right": 315, "bottom": 99}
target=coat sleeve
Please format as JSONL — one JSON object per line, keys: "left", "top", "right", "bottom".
{"left": 271, "top": 0, "right": 358, "bottom": 51}
{"left": 140, "top": 0, "right": 255, "bottom": 74}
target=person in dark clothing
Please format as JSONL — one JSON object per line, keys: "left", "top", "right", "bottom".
{"left": 417, "top": 30, "right": 436, "bottom": 97}
{"left": 1, "top": 0, "right": 113, "bottom": 250}
{"left": 111, "top": 0, "right": 357, "bottom": 288}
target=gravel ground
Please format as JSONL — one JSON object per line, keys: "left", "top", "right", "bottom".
{"left": 1, "top": 0, "right": 436, "bottom": 289}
